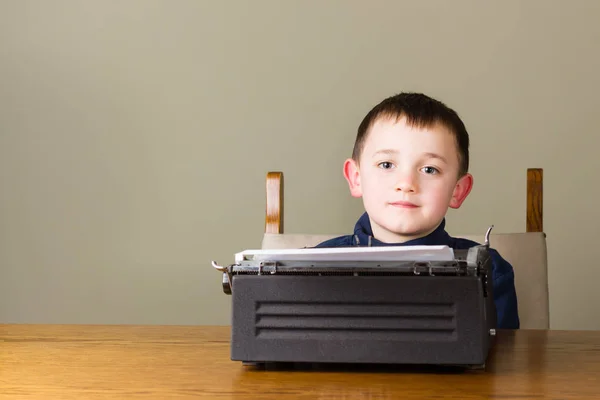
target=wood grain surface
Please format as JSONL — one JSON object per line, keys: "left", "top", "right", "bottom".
{"left": 527, "top": 168, "right": 543, "bottom": 233}
{"left": 265, "top": 171, "right": 283, "bottom": 234}
{"left": 2, "top": 325, "right": 600, "bottom": 399}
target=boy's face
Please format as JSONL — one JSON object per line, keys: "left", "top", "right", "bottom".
{"left": 344, "top": 116, "right": 473, "bottom": 243}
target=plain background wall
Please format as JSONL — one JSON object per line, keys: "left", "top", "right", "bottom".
{"left": 1, "top": 0, "right": 599, "bottom": 329}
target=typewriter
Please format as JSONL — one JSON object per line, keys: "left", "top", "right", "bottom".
{"left": 212, "top": 227, "right": 497, "bottom": 369}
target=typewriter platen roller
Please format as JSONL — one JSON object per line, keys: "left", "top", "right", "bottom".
{"left": 212, "top": 227, "right": 497, "bottom": 369}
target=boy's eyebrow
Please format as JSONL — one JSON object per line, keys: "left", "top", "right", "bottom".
{"left": 423, "top": 152, "right": 448, "bottom": 164}
{"left": 371, "top": 149, "right": 398, "bottom": 157}
{"left": 371, "top": 149, "right": 448, "bottom": 164}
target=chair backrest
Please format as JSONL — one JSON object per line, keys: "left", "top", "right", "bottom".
{"left": 261, "top": 168, "right": 549, "bottom": 330}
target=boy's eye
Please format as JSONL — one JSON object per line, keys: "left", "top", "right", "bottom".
{"left": 421, "top": 166, "right": 439, "bottom": 174}
{"left": 378, "top": 162, "right": 394, "bottom": 169}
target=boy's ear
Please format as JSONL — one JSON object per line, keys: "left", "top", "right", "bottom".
{"left": 343, "top": 158, "right": 363, "bottom": 198}
{"left": 449, "top": 173, "right": 473, "bottom": 209}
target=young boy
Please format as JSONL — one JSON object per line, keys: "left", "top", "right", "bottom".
{"left": 315, "top": 92, "right": 520, "bottom": 329}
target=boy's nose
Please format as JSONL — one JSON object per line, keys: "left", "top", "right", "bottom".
{"left": 394, "top": 174, "right": 417, "bottom": 192}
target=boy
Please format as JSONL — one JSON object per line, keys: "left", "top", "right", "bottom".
{"left": 315, "top": 92, "right": 520, "bottom": 329}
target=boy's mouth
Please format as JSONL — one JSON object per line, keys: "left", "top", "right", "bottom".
{"left": 389, "top": 201, "right": 419, "bottom": 209}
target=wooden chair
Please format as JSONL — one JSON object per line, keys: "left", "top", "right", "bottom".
{"left": 261, "top": 168, "right": 549, "bottom": 330}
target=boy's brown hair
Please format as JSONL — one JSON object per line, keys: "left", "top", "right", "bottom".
{"left": 352, "top": 92, "right": 470, "bottom": 177}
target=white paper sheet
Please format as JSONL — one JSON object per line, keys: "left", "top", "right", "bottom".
{"left": 235, "top": 245, "right": 455, "bottom": 263}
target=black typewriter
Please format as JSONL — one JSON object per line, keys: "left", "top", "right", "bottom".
{"left": 212, "top": 227, "right": 497, "bottom": 369}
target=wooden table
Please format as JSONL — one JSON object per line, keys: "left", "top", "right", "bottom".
{"left": 1, "top": 325, "right": 600, "bottom": 399}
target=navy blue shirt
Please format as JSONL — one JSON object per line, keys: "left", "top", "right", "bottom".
{"left": 315, "top": 212, "right": 520, "bottom": 329}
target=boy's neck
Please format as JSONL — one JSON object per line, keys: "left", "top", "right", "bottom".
{"left": 369, "top": 218, "right": 442, "bottom": 244}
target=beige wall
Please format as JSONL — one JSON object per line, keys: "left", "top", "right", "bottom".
{"left": 1, "top": 0, "right": 598, "bottom": 329}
